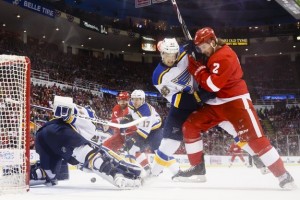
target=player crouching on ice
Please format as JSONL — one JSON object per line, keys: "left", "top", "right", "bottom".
{"left": 30, "top": 96, "right": 143, "bottom": 189}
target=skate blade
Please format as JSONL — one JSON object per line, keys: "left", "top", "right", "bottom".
{"left": 29, "top": 180, "right": 47, "bottom": 186}
{"left": 172, "top": 175, "right": 207, "bottom": 183}
{"left": 282, "top": 182, "right": 297, "bottom": 190}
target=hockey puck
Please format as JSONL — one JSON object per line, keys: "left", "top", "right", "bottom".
{"left": 91, "top": 177, "right": 96, "bottom": 183}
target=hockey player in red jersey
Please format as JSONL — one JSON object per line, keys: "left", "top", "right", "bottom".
{"left": 103, "top": 91, "right": 136, "bottom": 151}
{"left": 176, "top": 27, "right": 296, "bottom": 189}
{"left": 227, "top": 142, "right": 247, "bottom": 167}
{"left": 112, "top": 91, "right": 131, "bottom": 121}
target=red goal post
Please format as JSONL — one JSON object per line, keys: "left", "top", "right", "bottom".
{"left": 0, "top": 55, "right": 31, "bottom": 193}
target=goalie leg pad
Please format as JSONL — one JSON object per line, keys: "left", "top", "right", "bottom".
{"left": 93, "top": 147, "right": 143, "bottom": 188}
{"left": 74, "top": 144, "right": 142, "bottom": 179}
{"left": 30, "top": 162, "right": 47, "bottom": 181}
{"left": 29, "top": 162, "right": 58, "bottom": 186}
{"left": 98, "top": 146, "right": 142, "bottom": 179}
{"left": 75, "top": 145, "right": 142, "bottom": 188}
{"left": 73, "top": 144, "right": 142, "bottom": 188}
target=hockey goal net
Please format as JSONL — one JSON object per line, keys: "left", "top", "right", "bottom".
{"left": 0, "top": 55, "right": 31, "bottom": 193}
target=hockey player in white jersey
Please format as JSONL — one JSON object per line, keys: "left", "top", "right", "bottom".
{"left": 30, "top": 96, "right": 143, "bottom": 189}
{"left": 119, "top": 90, "right": 163, "bottom": 176}
{"left": 151, "top": 38, "right": 215, "bottom": 182}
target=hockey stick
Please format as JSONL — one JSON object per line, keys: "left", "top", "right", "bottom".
{"left": 170, "top": 0, "right": 192, "bottom": 40}
{"left": 30, "top": 104, "right": 147, "bottom": 129}
{"left": 170, "top": 0, "right": 198, "bottom": 60}
{"left": 4, "top": 99, "right": 146, "bottom": 129}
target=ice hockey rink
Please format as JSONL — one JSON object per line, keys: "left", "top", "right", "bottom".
{"left": 1, "top": 165, "right": 299, "bottom": 200}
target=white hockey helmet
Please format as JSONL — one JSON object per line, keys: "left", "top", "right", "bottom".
{"left": 158, "top": 38, "right": 179, "bottom": 67}
{"left": 158, "top": 38, "right": 179, "bottom": 54}
{"left": 131, "top": 90, "right": 145, "bottom": 100}
{"left": 131, "top": 90, "right": 146, "bottom": 107}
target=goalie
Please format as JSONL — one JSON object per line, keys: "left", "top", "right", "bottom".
{"left": 30, "top": 96, "right": 143, "bottom": 189}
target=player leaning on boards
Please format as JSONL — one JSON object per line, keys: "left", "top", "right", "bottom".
{"left": 176, "top": 27, "right": 296, "bottom": 190}
{"left": 30, "top": 96, "right": 143, "bottom": 189}
{"left": 151, "top": 38, "right": 215, "bottom": 182}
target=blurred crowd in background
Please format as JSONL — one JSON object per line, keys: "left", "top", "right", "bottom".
{"left": 1, "top": 28, "right": 299, "bottom": 156}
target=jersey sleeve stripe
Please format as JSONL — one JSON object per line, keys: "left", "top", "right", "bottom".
{"left": 136, "top": 129, "right": 148, "bottom": 139}
{"left": 177, "top": 51, "right": 186, "bottom": 62}
{"left": 154, "top": 154, "right": 176, "bottom": 167}
{"left": 193, "top": 91, "right": 202, "bottom": 103}
{"left": 136, "top": 111, "right": 143, "bottom": 118}
{"left": 151, "top": 121, "right": 162, "bottom": 130}
{"left": 185, "top": 140, "right": 203, "bottom": 154}
{"left": 174, "top": 93, "right": 182, "bottom": 108}
{"left": 207, "top": 76, "right": 220, "bottom": 92}
{"left": 128, "top": 104, "right": 134, "bottom": 110}
{"left": 158, "top": 68, "right": 171, "bottom": 85}
{"left": 65, "top": 115, "right": 75, "bottom": 124}
{"left": 69, "top": 121, "right": 78, "bottom": 132}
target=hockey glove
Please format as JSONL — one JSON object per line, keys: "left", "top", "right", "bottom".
{"left": 123, "top": 133, "right": 137, "bottom": 152}
{"left": 120, "top": 115, "right": 133, "bottom": 123}
{"left": 119, "top": 115, "right": 134, "bottom": 133}
{"left": 188, "top": 55, "right": 208, "bottom": 77}
{"left": 183, "top": 40, "right": 197, "bottom": 55}
{"left": 193, "top": 88, "right": 216, "bottom": 106}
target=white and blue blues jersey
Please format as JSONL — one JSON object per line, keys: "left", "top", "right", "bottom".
{"left": 61, "top": 104, "right": 100, "bottom": 143}
{"left": 152, "top": 46, "right": 199, "bottom": 109}
{"left": 128, "top": 101, "right": 162, "bottom": 139}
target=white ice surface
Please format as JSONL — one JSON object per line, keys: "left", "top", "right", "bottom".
{"left": 1, "top": 166, "right": 299, "bottom": 200}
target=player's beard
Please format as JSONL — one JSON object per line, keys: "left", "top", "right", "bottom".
{"left": 120, "top": 104, "right": 127, "bottom": 110}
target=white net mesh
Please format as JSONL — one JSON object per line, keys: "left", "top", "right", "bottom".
{"left": 0, "top": 55, "right": 30, "bottom": 193}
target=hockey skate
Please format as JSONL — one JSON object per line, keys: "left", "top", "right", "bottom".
{"left": 279, "top": 172, "right": 297, "bottom": 190}
{"left": 172, "top": 162, "right": 207, "bottom": 182}
{"left": 44, "top": 177, "right": 58, "bottom": 186}
{"left": 29, "top": 162, "right": 58, "bottom": 186}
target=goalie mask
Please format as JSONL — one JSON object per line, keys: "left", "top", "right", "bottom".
{"left": 158, "top": 38, "right": 179, "bottom": 67}
{"left": 53, "top": 96, "right": 75, "bottom": 119}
